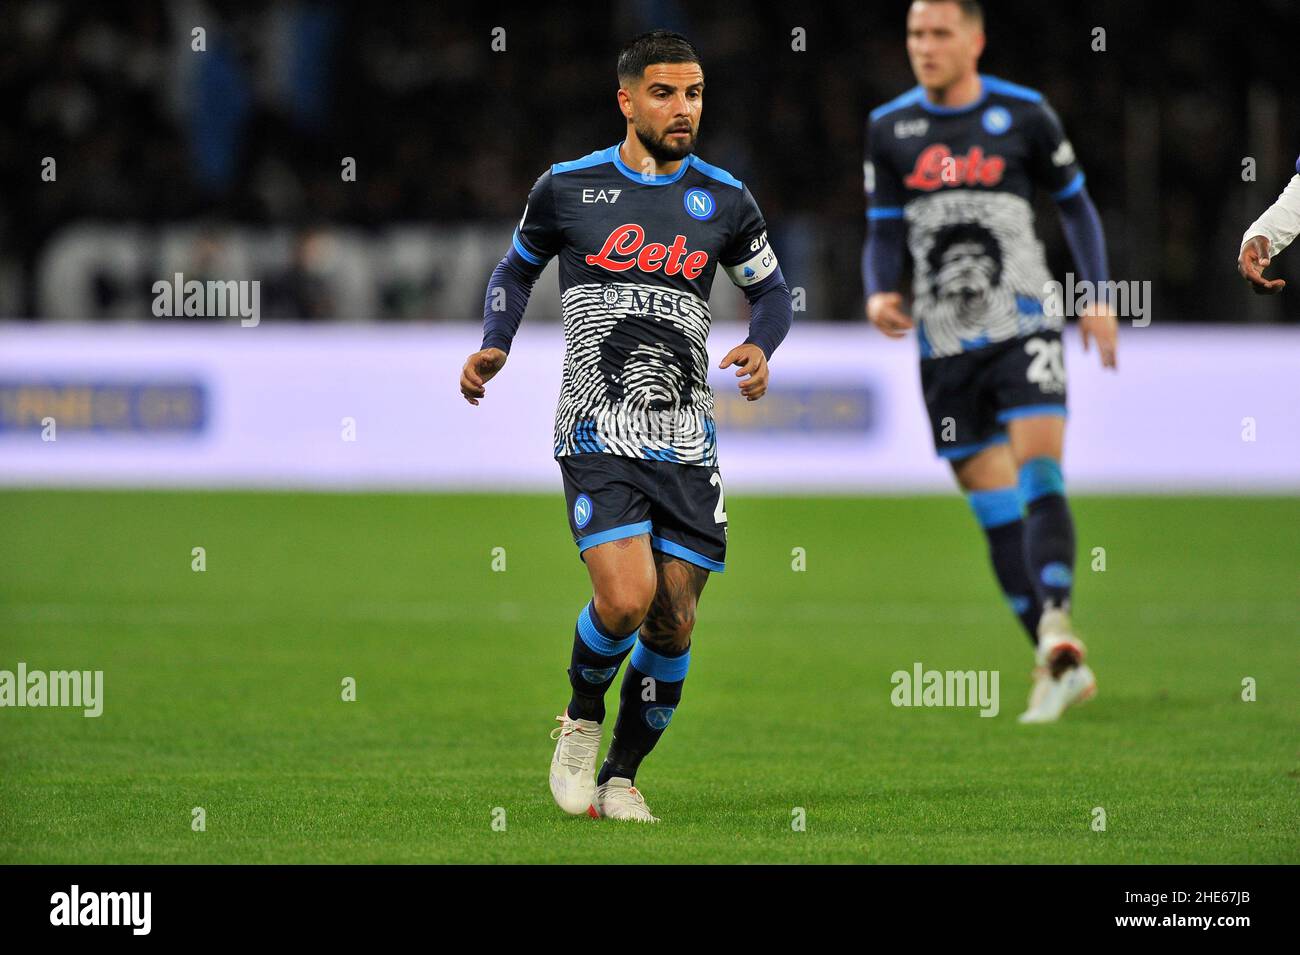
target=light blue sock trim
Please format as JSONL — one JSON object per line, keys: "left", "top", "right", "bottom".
{"left": 967, "top": 487, "right": 1022, "bottom": 529}
{"left": 629, "top": 639, "right": 690, "bottom": 682}
{"left": 1018, "top": 456, "right": 1065, "bottom": 504}
{"left": 576, "top": 601, "right": 637, "bottom": 657}
{"left": 1040, "top": 562, "right": 1073, "bottom": 588}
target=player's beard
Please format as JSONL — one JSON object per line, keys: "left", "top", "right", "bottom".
{"left": 634, "top": 118, "right": 697, "bottom": 163}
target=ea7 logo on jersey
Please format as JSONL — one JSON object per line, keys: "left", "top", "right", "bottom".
{"left": 894, "top": 118, "right": 929, "bottom": 138}
{"left": 585, "top": 224, "right": 710, "bottom": 279}
{"left": 582, "top": 189, "right": 622, "bottom": 203}
{"left": 905, "top": 144, "right": 1006, "bottom": 191}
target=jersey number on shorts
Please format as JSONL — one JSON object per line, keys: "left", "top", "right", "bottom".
{"left": 710, "top": 471, "right": 728, "bottom": 524}
{"left": 1024, "top": 337, "right": 1066, "bottom": 394}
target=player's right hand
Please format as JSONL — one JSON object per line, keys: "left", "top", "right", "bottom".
{"left": 867, "top": 292, "right": 914, "bottom": 338}
{"left": 460, "top": 347, "right": 507, "bottom": 405}
{"left": 1238, "top": 235, "right": 1286, "bottom": 295}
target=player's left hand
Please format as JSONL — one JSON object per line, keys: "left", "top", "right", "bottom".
{"left": 719, "top": 343, "right": 769, "bottom": 401}
{"left": 1079, "top": 304, "right": 1118, "bottom": 370}
{"left": 1238, "top": 235, "right": 1286, "bottom": 294}
{"left": 460, "top": 347, "right": 507, "bottom": 405}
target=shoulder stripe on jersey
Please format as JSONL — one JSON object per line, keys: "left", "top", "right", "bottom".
{"left": 512, "top": 229, "right": 545, "bottom": 265}
{"left": 551, "top": 146, "right": 617, "bottom": 176}
{"left": 867, "top": 206, "right": 904, "bottom": 220}
{"left": 688, "top": 155, "right": 743, "bottom": 189}
{"left": 870, "top": 87, "right": 926, "bottom": 122}
{"left": 1052, "top": 172, "right": 1086, "bottom": 202}
{"left": 870, "top": 75, "right": 1043, "bottom": 123}
{"left": 980, "top": 74, "right": 1044, "bottom": 103}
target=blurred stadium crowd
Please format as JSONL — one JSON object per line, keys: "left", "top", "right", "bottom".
{"left": 2, "top": 0, "right": 1298, "bottom": 322}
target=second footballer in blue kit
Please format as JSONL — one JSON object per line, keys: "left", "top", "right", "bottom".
{"left": 864, "top": 0, "right": 1118, "bottom": 724}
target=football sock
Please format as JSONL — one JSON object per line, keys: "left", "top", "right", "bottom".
{"left": 967, "top": 487, "right": 1041, "bottom": 645}
{"left": 566, "top": 600, "right": 638, "bottom": 724}
{"left": 1019, "top": 456, "right": 1076, "bottom": 611}
{"left": 599, "top": 639, "right": 689, "bottom": 785}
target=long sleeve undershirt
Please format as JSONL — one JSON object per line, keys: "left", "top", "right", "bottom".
{"left": 480, "top": 245, "right": 546, "bottom": 354}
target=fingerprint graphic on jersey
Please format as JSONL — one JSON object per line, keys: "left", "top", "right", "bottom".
{"left": 555, "top": 283, "right": 717, "bottom": 465}
{"left": 907, "top": 190, "right": 1063, "bottom": 356}
{"left": 599, "top": 325, "right": 693, "bottom": 411}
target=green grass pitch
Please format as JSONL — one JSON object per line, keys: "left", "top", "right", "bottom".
{"left": 0, "top": 489, "right": 1296, "bottom": 864}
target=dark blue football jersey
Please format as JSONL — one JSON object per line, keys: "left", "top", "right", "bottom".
{"left": 866, "top": 74, "right": 1085, "bottom": 358}
{"left": 513, "top": 144, "right": 777, "bottom": 466}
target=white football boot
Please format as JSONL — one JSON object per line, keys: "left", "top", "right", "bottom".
{"left": 1023, "top": 666, "right": 1054, "bottom": 714}
{"left": 594, "top": 776, "right": 660, "bottom": 823}
{"left": 1018, "top": 607, "right": 1097, "bottom": 724}
{"left": 549, "top": 712, "right": 601, "bottom": 816}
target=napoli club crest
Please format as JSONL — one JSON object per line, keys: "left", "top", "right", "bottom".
{"left": 580, "top": 665, "right": 618, "bottom": 684}
{"left": 643, "top": 705, "right": 676, "bottom": 729}
{"left": 982, "top": 105, "right": 1012, "bottom": 135}
{"left": 684, "top": 188, "right": 715, "bottom": 220}
{"left": 573, "top": 493, "right": 593, "bottom": 529}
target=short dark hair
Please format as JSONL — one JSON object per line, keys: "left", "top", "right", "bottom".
{"left": 616, "top": 30, "right": 702, "bottom": 86}
{"left": 915, "top": 0, "right": 984, "bottom": 27}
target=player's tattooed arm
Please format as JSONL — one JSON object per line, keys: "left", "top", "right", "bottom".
{"left": 459, "top": 348, "right": 507, "bottom": 405}
{"left": 640, "top": 553, "right": 709, "bottom": 654}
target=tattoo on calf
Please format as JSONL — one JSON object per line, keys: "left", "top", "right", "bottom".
{"left": 640, "top": 553, "right": 709, "bottom": 653}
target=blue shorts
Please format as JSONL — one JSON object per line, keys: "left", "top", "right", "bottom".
{"left": 921, "top": 331, "right": 1068, "bottom": 462}
{"left": 558, "top": 453, "right": 726, "bottom": 573}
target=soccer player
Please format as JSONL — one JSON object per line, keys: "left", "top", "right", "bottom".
{"left": 460, "top": 31, "right": 792, "bottom": 820}
{"left": 1237, "top": 155, "right": 1300, "bottom": 294}
{"left": 862, "top": 0, "right": 1117, "bottom": 723}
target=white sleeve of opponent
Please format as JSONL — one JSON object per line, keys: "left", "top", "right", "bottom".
{"left": 1241, "top": 174, "right": 1300, "bottom": 257}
